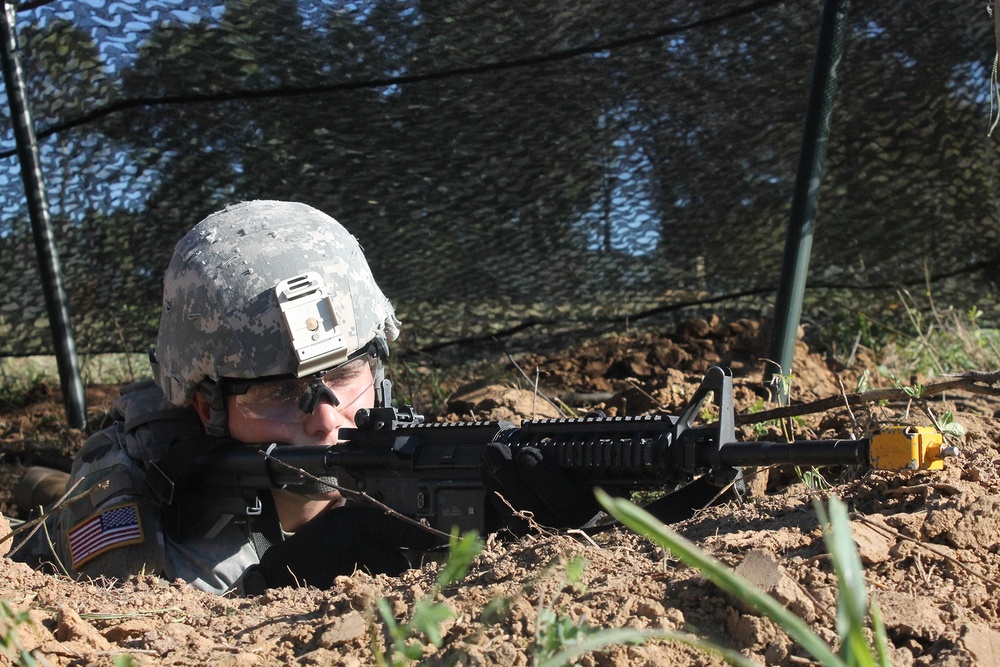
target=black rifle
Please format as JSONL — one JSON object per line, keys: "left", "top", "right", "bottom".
{"left": 150, "top": 367, "right": 953, "bottom": 539}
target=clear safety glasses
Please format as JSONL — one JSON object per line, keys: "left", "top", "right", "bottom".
{"left": 223, "top": 352, "right": 376, "bottom": 424}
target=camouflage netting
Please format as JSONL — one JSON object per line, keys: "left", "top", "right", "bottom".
{"left": 1, "top": 0, "right": 998, "bottom": 360}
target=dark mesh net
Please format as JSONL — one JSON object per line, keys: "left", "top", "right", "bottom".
{"left": 1, "top": 0, "right": 998, "bottom": 358}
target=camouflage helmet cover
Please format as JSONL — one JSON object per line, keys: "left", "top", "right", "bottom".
{"left": 156, "top": 200, "right": 399, "bottom": 405}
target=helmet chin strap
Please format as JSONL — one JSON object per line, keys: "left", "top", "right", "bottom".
{"left": 197, "top": 379, "right": 230, "bottom": 437}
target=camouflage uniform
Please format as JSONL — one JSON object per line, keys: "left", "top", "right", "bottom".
{"left": 15, "top": 201, "right": 399, "bottom": 594}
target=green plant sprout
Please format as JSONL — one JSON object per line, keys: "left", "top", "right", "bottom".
{"left": 854, "top": 370, "right": 873, "bottom": 395}
{"left": 533, "top": 552, "right": 758, "bottom": 667}
{"left": 0, "top": 600, "right": 36, "bottom": 667}
{"left": 795, "top": 466, "right": 830, "bottom": 492}
{"left": 533, "top": 554, "right": 597, "bottom": 666}
{"left": 375, "top": 530, "right": 483, "bottom": 666}
{"left": 745, "top": 398, "right": 790, "bottom": 438}
{"left": 813, "top": 499, "right": 891, "bottom": 667}
{"left": 937, "top": 410, "right": 966, "bottom": 439}
{"left": 765, "top": 365, "right": 795, "bottom": 405}
{"left": 376, "top": 529, "right": 754, "bottom": 667}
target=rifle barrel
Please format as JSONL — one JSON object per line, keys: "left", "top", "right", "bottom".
{"left": 717, "top": 439, "right": 868, "bottom": 467}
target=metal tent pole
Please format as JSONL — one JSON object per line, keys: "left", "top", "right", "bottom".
{"left": 0, "top": 2, "right": 86, "bottom": 428}
{"left": 765, "top": 0, "right": 849, "bottom": 403}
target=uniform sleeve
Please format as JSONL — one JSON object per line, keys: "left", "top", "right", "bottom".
{"left": 163, "top": 526, "right": 260, "bottom": 595}
{"left": 49, "top": 425, "right": 168, "bottom": 582}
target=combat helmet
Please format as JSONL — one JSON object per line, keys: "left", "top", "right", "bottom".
{"left": 154, "top": 200, "right": 398, "bottom": 432}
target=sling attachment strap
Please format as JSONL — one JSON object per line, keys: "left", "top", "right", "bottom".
{"left": 146, "top": 435, "right": 225, "bottom": 506}
{"left": 247, "top": 490, "right": 282, "bottom": 557}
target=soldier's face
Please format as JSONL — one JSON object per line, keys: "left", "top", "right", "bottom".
{"left": 224, "top": 361, "right": 377, "bottom": 447}
{"left": 189, "top": 361, "right": 378, "bottom": 531}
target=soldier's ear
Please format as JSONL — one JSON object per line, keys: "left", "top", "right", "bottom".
{"left": 191, "top": 391, "right": 213, "bottom": 427}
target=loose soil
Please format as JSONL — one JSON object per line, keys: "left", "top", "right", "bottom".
{"left": 1, "top": 317, "right": 999, "bottom": 666}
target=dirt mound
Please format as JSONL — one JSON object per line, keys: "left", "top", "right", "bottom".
{"left": 0, "top": 319, "right": 997, "bottom": 666}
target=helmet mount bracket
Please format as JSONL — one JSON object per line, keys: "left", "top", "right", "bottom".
{"left": 276, "top": 272, "right": 348, "bottom": 377}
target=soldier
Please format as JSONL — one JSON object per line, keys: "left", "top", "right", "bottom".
{"left": 14, "top": 200, "right": 437, "bottom": 594}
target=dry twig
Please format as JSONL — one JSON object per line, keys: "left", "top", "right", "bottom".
{"left": 503, "top": 352, "right": 567, "bottom": 417}
{"left": 738, "top": 370, "right": 1000, "bottom": 425}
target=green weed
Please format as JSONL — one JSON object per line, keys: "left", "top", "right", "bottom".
{"left": 0, "top": 353, "right": 150, "bottom": 407}
{"left": 0, "top": 600, "right": 36, "bottom": 667}
{"left": 768, "top": 368, "right": 796, "bottom": 405}
{"left": 745, "top": 397, "right": 787, "bottom": 437}
{"left": 79, "top": 352, "right": 150, "bottom": 385}
{"left": 534, "top": 555, "right": 598, "bottom": 666}
{"left": 818, "top": 290, "right": 1000, "bottom": 380}
{"left": 854, "top": 369, "right": 874, "bottom": 394}
{"left": 532, "top": 554, "right": 757, "bottom": 667}
{"left": 762, "top": 361, "right": 800, "bottom": 438}
{"left": 937, "top": 410, "right": 966, "bottom": 439}
{"left": 0, "top": 359, "right": 49, "bottom": 407}
{"left": 796, "top": 466, "right": 830, "bottom": 492}
{"left": 385, "top": 359, "right": 451, "bottom": 415}
{"left": 374, "top": 530, "right": 751, "bottom": 667}
{"left": 375, "top": 530, "right": 483, "bottom": 666}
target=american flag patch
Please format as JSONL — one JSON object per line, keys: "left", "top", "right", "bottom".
{"left": 68, "top": 503, "right": 144, "bottom": 568}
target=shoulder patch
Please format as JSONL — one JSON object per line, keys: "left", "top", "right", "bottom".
{"left": 68, "top": 502, "right": 144, "bottom": 568}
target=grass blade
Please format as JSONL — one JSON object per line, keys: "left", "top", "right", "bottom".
{"left": 815, "top": 497, "right": 890, "bottom": 667}
{"left": 536, "top": 626, "right": 762, "bottom": 667}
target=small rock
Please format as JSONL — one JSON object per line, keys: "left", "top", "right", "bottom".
{"left": 945, "top": 496, "right": 1000, "bottom": 550}
{"left": 634, "top": 600, "right": 665, "bottom": 621}
{"left": 447, "top": 382, "right": 562, "bottom": 421}
{"left": 850, "top": 521, "right": 892, "bottom": 565}
{"left": 876, "top": 592, "right": 946, "bottom": 641}
{"left": 960, "top": 622, "right": 1000, "bottom": 665}
{"left": 735, "top": 549, "right": 782, "bottom": 591}
{"left": 315, "top": 612, "right": 367, "bottom": 648}
{"left": 734, "top": 550, "right": 816, "bottom": 622}
{"left": 55, "top": 604, "right": 112, "bottom": 651}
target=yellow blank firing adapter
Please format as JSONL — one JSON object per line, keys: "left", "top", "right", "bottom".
{"left": 869, "top": 425, "right": 958, "bottom": 471}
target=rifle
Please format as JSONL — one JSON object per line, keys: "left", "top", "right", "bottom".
{"left": 150, "top": 366, "right": 957, "bottom": 539}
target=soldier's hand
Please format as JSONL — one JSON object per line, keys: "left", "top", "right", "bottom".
{"left": 241, "top": 506, "right": 438, "bottom": 594}
{"left": 481, "top": 442, "right": 601, "bottom": 533}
